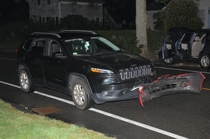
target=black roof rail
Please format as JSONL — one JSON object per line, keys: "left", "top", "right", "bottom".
{"left": 61, "top": 30, "right": 97, "bottom": 35}
{"left": 31, "top": 32, "right": 61, "bottom": 38}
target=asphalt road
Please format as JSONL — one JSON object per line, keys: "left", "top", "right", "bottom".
{"left": 0, "top": 51, "right": 210, "bottom": 139}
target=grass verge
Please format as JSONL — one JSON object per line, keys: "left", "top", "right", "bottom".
{"left": 0, "top": 99, "right": 114, "bottom": 139}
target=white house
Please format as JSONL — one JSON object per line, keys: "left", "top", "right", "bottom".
{"left": 146, "top": 2, "right": 165, "bottom": 30}
{"left": 26, "top": 0, "right": 104, "bottom": 24}
{"left": 198, "top": 0, "right": 210, "bottom": 29}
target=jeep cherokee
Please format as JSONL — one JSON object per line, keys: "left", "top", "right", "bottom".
{"left": 16, "top": 30, "right": 156, "bottom": 109}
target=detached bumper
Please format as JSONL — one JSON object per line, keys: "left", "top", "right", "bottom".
{"left": 138, "top": 72, "right": 206, "bottom": 106}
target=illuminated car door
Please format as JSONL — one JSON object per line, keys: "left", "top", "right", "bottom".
{"left": 43, "top": 40, "right": 67, "bottom": 91}
{"left": 178, "top": 33, "right": 193, "bottom": 59}
{"left": 201, "top": 33, "right": 210, "bottom": 52}
{"left": 162, "top": 33, "right": 175, "bottom": 59}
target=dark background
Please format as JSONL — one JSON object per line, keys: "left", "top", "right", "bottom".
{"left": 0, "top": 0, "right": 29, "bottom": 23}
{"left": 0, "top": 0, "right": 161, "bottom": 25}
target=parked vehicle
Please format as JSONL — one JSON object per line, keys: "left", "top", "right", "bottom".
{"left": 16, "top": 30, "right": 157, "bottom": 109}
{"left": 16, "top": 30, "right": 205, "bottom": 110}
{"left": 158, "top": 28, "right": 210, "bottom": 70}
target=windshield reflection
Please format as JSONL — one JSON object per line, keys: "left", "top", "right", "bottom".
{"left": 63, "top": 37, "right": 121, "bottom": 55}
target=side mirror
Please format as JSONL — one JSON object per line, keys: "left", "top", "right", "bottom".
{"left": 52, "top": 52, "right": 65, "bottom": 59}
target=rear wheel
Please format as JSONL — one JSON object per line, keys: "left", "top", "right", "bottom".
{"left": 200, "top": 54, "right": 210, "bottom": 70}
{"left": 163, "top": 57, "right": 175, "bottom": 65}
{"left": 71, "top": 78, "right": 92, "bottom": 110}
{"left": 19, "top": 70, "right": 35, "bottom": 93}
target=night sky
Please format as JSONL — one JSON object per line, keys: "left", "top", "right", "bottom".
{"left": 0, "top": 0, "right": 29, "bottom": 23}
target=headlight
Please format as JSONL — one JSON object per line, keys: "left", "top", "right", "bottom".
{"left": 91, "top": 68, "right": 113, "bottom": 74}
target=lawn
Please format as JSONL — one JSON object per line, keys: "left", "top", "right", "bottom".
{"left": 0, "top": 99, "right": 114, "bottom": 139}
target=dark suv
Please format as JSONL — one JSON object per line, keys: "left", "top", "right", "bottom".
{"left": 16, "top": 30, "right": 156, "bottom": 109}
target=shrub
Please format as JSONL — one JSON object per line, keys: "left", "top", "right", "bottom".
{"left": 154, "top": 0, "right": 203, "bottom": 31}
{"left": 96, "top": 30, "right": 143, "bottom": 54}
{"left": 147, "top": 29, "right": 164, "bottom": 52}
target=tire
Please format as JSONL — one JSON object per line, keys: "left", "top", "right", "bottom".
{"left": 163, "top": 57, "right": 175, "bottom": 65}
{"left": 71, "top": 78, "right": 92, "bottom": 110}
{"left": 19, "top": 70, "right": 35, "bottom": 93}
{"left": 200, "top": 54, "right": 210, "bottom": 70}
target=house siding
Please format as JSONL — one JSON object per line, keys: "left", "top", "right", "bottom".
{"left": 146, "top": 11, "right": 159, "bottom": 30}
{"left": 61, "top": 2, "right": 103, "bottom": 21}
{"left": 198, "top": 0, "right": 210, "bottom": 29}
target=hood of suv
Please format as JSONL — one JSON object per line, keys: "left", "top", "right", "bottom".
{"left": 76, "top": 52, "right": 153, "bottom": 71}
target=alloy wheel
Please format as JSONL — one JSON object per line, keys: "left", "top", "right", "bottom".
{"left": 201, "top": 55, "right": 210, "bottom": 68}
{"left": 73, "top": 84, "right": 86, "bottom": 106}
{"left": 20, "top": 73, "right": 29, "bottom": 90}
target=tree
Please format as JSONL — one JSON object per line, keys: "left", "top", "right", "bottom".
{"left": 136, "top": 0, "right": 148, "bottom": 56}
{"left": 135, "top": 0, "right": 171, "bottom": 55}
{"left": 154, "top": 0, "right": 203, "bottom": 31}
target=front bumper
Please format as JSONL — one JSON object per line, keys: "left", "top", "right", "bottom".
{"left": 92, "top": 85, "right": 141, "bottom": 104}
{"left": 138, "top": 72, "right": 205, "bottom": 106}
{"left": 92, "top": 72, "right": 205, "bottom": 105}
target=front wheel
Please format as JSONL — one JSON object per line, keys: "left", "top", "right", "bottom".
{"left": 163, "top": 57, "right": 175, "bottom": 65}
{"left": 71, "top": 78, "right": 93, "bottom": 110}
{"left": 200, "top": 54, "right": 210, "bottom": 70}
{"left": 19, "top": 70, "right": 35, "bottom": 93}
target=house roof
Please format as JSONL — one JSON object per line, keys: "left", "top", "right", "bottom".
{"left": 62, "top": 0, "right": 105, "bottom": 3}
{"left": 146, "top": 2, "right": 166, "bottom": 11}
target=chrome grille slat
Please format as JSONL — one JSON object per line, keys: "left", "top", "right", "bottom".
{"left": 119, "top": 65, "right": 152, "bottom": 80}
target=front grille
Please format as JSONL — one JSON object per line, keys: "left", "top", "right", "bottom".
{"left": 119, "top": 65, "right": 152, "bottom": 80}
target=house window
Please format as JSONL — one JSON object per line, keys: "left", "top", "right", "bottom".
{"left": 43, "top": 17, "right": 46, "bottom": 23}
{"left": 95, "top": 17, "right": 100, "bottom": 25}
{"left": 39, "top": 16, "right": 42, "bottom": 23}
{"left": 47, "top": 0, "right": 50, "bottom": 5}
{"left": 56, "top": 17, "right": 58, "bottom": 24}
{"left": 47, "top": 17, "right": 51, "bottom": 23}
{"left": 52, "top": 17, "right": 55, "bottom": 23}
{"left": 198, "top": 10, "right": 205, "bottom": 23}
{"left": 37, "top": 0, "right": 41, "bottom": 5}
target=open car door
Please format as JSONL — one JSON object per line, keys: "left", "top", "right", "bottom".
{"left": 161, "top": 33, "right": 175, "bottom": 59}
{"left": 176, "top": 32, "right": 194, "bottom": 60}
{"left": 158, "top": 27, "right": 194, "bottom": 64}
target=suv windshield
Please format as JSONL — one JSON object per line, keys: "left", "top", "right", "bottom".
{"left": 63, "top": 37, "right": 121, "bottom": 55}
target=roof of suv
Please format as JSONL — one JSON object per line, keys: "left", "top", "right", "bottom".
{"left": 31, "top": 30, "right": 99, "bottom": 39}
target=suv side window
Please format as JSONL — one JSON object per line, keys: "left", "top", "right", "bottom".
{"left": 22, "top": 39, "right": 33, "bottom": 50}
{"left": 30, "top": 39, "right": 46, "bottom": 55}
{"left": 49, "top": 40, "right": 65, "bottom": 58}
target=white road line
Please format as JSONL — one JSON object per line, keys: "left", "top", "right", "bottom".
{"left": 155, "top": 66, "right": 210, "bottom": 74}
{"left": 0, "top": 80, "right": 188, "bottom": 139}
